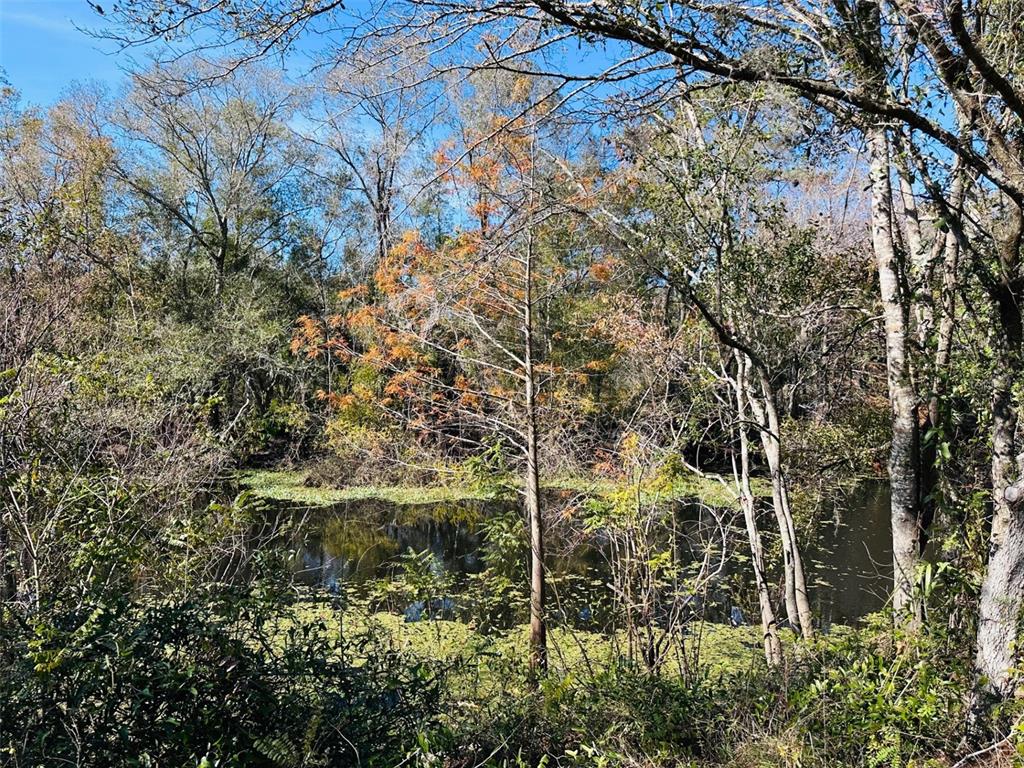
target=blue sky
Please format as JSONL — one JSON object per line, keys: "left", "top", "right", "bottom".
{"left": 1, "top": 0, "right": 633, "bottom": 108}
{"left": 0, "top": 0, "right": 124, "bottom": 105}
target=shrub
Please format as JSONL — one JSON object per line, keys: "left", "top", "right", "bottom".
{"left": 0, "top": 591, "right": 444, "bottom": 767}
{"left": 788, "top": 628, "right": 967, "bottom": 767}
{"left": 422, "top": 662, "right": 733, "bottom": 767}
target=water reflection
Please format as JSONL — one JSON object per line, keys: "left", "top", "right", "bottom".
{"left": 293, "top": 500, "right": 496, "bottom": 588}
{"left": 281, "top": 482, "right": 896, "bottom": 627}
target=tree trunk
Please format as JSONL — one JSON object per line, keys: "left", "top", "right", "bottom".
{"left": 769, "top": 466, "right": 801, "bottom": 632}
{"left": 749, "top": 370, "right": 814, "bottom": 640}
{"left": 867, "top": 127, "right": 923, "bottom": 625}
{"left": 524, "top": 203, "right": 547, "bottom": 675}
{"left": 972, "top": 206, "right": 1024, "bottom": 715}
{"left": 745, "top": 373, "right": 798, "bottom": 633}
{"left": 525, "top": 393, "right": 547, "bottom": 673}
{"left": 214, "top": 215, "right": 228, "bottom": 298}
{"left": 0, "top": 522, "right": 13, "bottom": 603}
{"left": 734, "top": 354, "right": 784, "bottom": 668}
{"left": 922, "top": 165, "right": 965, "bottom": 541}
{"left": 973, "top": 357, "right": 1024, "bottom": 707}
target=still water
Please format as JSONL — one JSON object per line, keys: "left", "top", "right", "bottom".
{"left": 282, "top": 482, "right": 894, "bottom": 627}
{"left": 812, "top": 481, "right": 894, "bottom": 624}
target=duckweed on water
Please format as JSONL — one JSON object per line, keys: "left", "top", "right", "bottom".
{"left": 240, "top": 468, "right": 757, "bottom": 509}
{"left": 239, "top": 469, "right": 499, "bottom": 506}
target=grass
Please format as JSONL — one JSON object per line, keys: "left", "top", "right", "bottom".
{"left": 240, "top": 467, "right": 763, "bottom": 509}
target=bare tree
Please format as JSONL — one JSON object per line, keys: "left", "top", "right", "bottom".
{"left": 307, "top": 36, "right": 438, "bottom": 281}
{"left": 114, "top": 59, "right": 304, "bottom": 300}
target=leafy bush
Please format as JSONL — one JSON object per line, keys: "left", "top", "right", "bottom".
{"left": 411, "top": 660, "right": 734, "bottom": 767}
{"left": 463, "top": 508, "right": 531, "bottom": 631}
{"left": 457, "top": 440, "right": 518, "bottom": 499}
{"left": 789, "top": 628, "right": 968, "bottom": 767}
{"left": 0, "top": 592, "right": 444, "bottom": 767}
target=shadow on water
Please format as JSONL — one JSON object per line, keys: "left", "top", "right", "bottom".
{"left": 277, "top": 481, "right": 895, "bottom": 627}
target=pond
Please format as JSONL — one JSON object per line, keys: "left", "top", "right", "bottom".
{"left": 275, "top": 481, "right": 895, "bottom": 628}
{"left": 811, "top": 481, "right": 894, "bottom": 625}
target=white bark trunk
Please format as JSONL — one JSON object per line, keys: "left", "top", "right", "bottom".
{"left": 743, "top": 370, "right": 813, "bottom": 638}
{"left": 734, "top": 354, "right": 784, "bottom": 668}
{"left": 867, "top": 127, "right": 923, "bottom": 624}
{"left": 751, "top": 372, "right": 814, "bottom": 640}
{"left": 973, "top": 206, "right": 1024, "bottom": 712}
{"left": 973, "top": 395, "right": 1024, "bottom": 703}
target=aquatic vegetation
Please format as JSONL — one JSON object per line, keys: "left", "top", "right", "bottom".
{"left": 241, "top": 468, "right": 754, "bottom": 510}
{"left": 239, "top": 469, "right": 500, "bottom": 506}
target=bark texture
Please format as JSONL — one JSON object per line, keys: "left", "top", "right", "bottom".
{"left": 867, "top": 127, "right": 923, "bottom": 623}
{"left": 524, "top": 212, "right": 547, "bottom": 674}
{"left": 973, "top": 207, "right": 1024, "bottom": 709}
{"left": 748, "top": 370, "right": 814, "bottom": 639}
